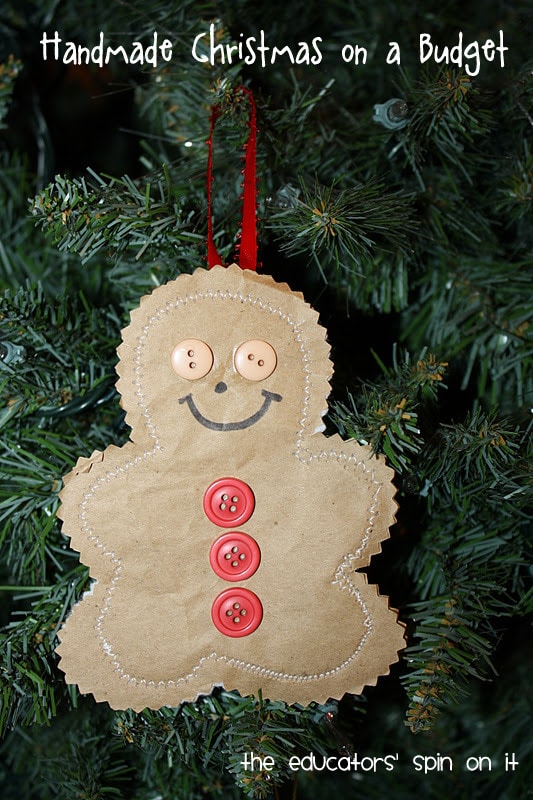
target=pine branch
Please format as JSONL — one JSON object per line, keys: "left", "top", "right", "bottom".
{"left": 0, "top": 283, "right": 120, "bottom": 420}
{"left": 398, "top": 67, "right": 494, "bottom": 180}
{"left": 0, "top": 568, "right": 87, "bottom": 734}
{"left": 0, "top": 284, "right": 126, "bottom": 590}
{"left": 331, "top": 346, "right": 447, "bottom": 472}
{"left": 115, "top": 691, "right": 343, "bottom": 800}
{"left": 2, "top": 702, "right": 134, "bottom": 800}
{"left": 0, "top": 56, "right": 21, "bottom": 131}
{"left": 496, "top": 138, "right": 533, "bottom": 224}
{"left": 402, "top": 256, "right": 533, "bottom": 407}
{"left": 268, "top": 178, "right": 417, "bottom": 281}
{"left": 403, "top": 411, "right": 532, "bottom": 731}
{"left": 30, "top": 168, "right": 203, "bottom": 266}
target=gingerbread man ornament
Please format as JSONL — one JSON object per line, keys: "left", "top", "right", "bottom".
{"left": 57, "top": 264, "right": 404, "bottom": 710}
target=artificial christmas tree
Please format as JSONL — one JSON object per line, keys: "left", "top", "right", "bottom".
{"left": 1, "top": 1, "right": 531, "bottom": 798}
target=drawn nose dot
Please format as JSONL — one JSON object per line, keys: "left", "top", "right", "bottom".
{"left": 215, "top": 381, "right": 227, "bottom": 393}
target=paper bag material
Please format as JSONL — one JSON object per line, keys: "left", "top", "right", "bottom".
{"left": 56, "top": 265, "right": 405, "bottom": 710}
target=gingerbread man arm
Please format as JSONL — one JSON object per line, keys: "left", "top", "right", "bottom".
{"left": 296, "top": 430, "right": 399, "bottom": 572}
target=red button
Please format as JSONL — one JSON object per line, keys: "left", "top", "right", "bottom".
{"left": 203, "top": 478, "right": 255, "bottom": 528}
{"left": 211, "top": 588, "right": 263, "bottom": 637}
{"left": 210, "top": 532, "right": 261, "bottom": 582}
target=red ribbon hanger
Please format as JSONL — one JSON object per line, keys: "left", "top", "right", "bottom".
{"left": 206, "top": 86, "right": 258, "bottom": 271}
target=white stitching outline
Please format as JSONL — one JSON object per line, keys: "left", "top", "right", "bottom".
{"left": 78, "top": 286, "right": 383, "bottom": 687}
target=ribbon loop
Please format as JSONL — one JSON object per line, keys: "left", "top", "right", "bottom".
{"left": 206, "top": 87, "right": 258, "bottom": 271}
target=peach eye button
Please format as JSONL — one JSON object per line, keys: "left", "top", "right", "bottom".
{"left": 234, "top": 340, "right": 276, "bottom": 381}
{"left": 171, "top": 339, "right": 213, "bottom": 379}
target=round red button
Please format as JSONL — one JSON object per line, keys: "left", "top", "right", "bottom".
{"left": 210, "top": 532, "right": 261, "bottom": 582}
{"left": 203, "top": 478, "right": 255, "bottom": 528}
{"left": 211, "top": 588, "right": 263, "bottom": 637}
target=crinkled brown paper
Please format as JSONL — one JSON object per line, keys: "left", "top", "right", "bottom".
{"left": 56, "top": 265, "right": 405, "bottom": 710}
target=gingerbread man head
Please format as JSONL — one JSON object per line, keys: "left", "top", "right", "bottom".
{"left": 116, "top": 264, "right": 331, "bottom": 452}
{"left": 57, "top": 265, "right": 404, "bottom": 710}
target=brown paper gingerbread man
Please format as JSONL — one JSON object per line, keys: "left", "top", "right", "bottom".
{"left": 57, "top": 264, "right": 404, "bottom": 710}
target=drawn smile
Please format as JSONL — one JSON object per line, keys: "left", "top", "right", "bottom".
{"left": 179, "top": 389, "right": 282, "bottom": 431}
